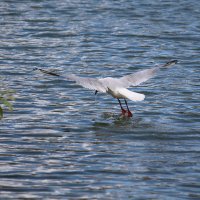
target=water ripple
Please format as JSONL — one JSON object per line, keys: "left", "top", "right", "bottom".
{"left": 1, "top": 0, "right": 200, "bottom": 199}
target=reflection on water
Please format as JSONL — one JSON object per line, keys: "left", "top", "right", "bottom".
{"left": 1, "top": 0, "right": 200, "bottom": 199}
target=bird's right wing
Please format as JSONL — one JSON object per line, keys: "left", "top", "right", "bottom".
{"left": 118, "top": 67, "right": 158, "bottom": 87}
{"left": 118, "top": 60, "right": 178, "bottom": 88}
{"left": 66, "top": 74, "right": 107, "bottom": 93}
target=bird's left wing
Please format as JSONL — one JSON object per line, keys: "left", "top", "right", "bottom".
{"left": 66, "top": 74, "right": 107, "bottom": 93}
{"left": 34, "top": 68, "right": 107, "bottom": 93}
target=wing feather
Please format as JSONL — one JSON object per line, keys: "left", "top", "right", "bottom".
{"left": 119, "top": 67, "right": 159, "bottom": 87}
{"left": 118, "top": 60, "right": 178, "bottom": 88}
{"left": 67, "top": 74, "right": 107, "bottom": 93}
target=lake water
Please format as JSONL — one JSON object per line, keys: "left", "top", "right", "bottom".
{"left": 0, "top": 0, "right": 200, "bottom": 199}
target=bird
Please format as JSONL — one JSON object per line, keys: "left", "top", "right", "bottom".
{"left": 35, "top": 60, "right": 178, "bottom": 117}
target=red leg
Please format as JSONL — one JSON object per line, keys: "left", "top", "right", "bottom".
{"left": 117, "top": 99, "right": 127, "bottom": 115}
{"left": 124, "top": 99, "right": 133, "bottom": 117}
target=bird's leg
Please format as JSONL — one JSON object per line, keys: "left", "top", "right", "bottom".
{"left": 118, "top": 99, "right": 126, "bottom": 115}
{"left": 124, "top": 99, "right": 133, "bottom": 117}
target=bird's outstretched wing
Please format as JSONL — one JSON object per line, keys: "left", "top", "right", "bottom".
{"left": 67, "top": 74, "right": 107, "bottom": 93}
{"left": 118, "top": 67, "right": 158, "bottom": 87}
{"left": 34, "top": 68, "right": 107, "bottom": 93}
{"left": 118, "top": 60, "right": 178, "bottom": 88}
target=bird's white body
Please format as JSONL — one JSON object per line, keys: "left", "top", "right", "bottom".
{"left": 101, "top": 77, "right": 145, "bottom": 101}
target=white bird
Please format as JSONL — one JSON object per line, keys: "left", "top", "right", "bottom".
{"left": 36, "top": 60, "right": 178, "bottom": 117}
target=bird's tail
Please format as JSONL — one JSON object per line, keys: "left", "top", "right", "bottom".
{"left": 118, "top": 88, "right": 145, "bottom": 101}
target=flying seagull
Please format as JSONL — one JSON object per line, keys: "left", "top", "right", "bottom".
{"left": 35, "top": 60, "right": 178, "bottom": 117}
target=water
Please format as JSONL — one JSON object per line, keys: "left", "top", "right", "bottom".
{"left": 0, "top": 0, "right": 200, "bottom": 199}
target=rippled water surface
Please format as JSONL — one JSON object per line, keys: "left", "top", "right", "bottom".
{"left": 1, "top": 0, "right": 200, "bottom": 199}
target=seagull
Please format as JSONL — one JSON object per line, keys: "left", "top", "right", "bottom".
{"left": 35, "top": 60, "right": 178, "bottom": 117}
